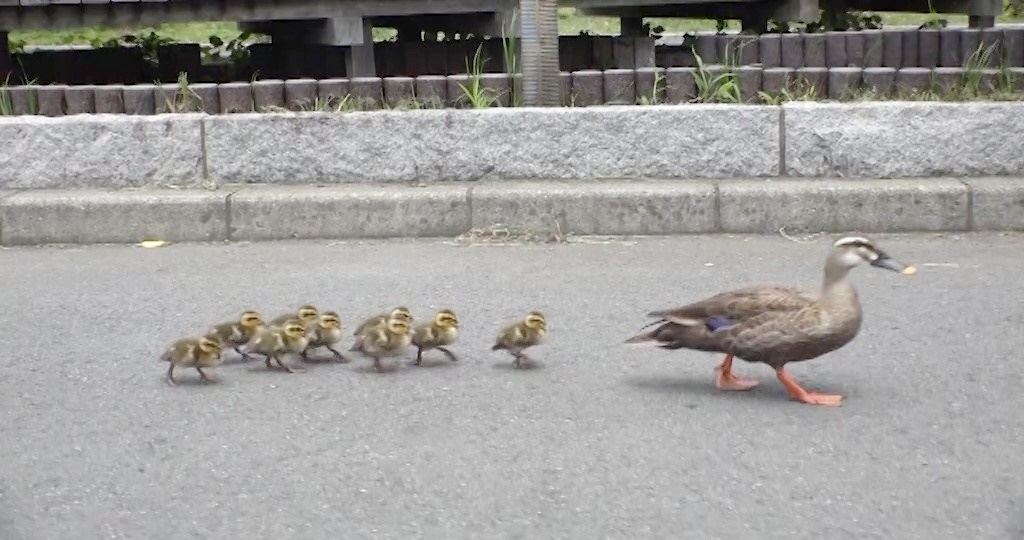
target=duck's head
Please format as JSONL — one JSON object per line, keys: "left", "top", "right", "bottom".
{"left": 198, "top": 336, "right": 223, "bottom": 355}
{"left": 319, "top": 311, "right": 342, "bottom": 330}
{"left": 283, "top": 320, "right": 308, "bottom": 339}
{"left": 434, "top": 309, "right": 459, "bottom": 329}
{"left": 297, "top": 305, "right": 320, "bottom": 323}
{"left": 832, "top": 237, "right": 917, "bottom": 276}
{"left": 387, "top": 317, "right": 411, "bottom": 335}
{"left": 239, "top": 310, "right": 264, "bottom": 328}
{"left": 524, "top": 311, "right": 547, "bottom": 331}
{"left": 390, "top": 306, "right": 413, "bottom": 323}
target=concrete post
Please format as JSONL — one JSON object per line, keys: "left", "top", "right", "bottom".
{"left": 620, "top": 17, "right": 644, "bottom": 37}
{"left": 968, "top": 16, "right": 995, "bottom": 29}
{"left": 0, "top": 31, "right": 10, "bottom": 80}
{"left": 340, "top": 18, "right": 376, "bottom": 78}
{"left": 519, "top": 0, "right": 560, "bottom": 107}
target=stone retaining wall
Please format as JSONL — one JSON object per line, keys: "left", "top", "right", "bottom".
{"left": 1, "top": 102, "right": 1022, "bottom": 189}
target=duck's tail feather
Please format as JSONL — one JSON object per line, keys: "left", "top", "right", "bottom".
{"left": 626, "top": 320, "right": 722, "bottom": 351}
{"left": 624, "top": 328, "right": 662, "bottom": 345}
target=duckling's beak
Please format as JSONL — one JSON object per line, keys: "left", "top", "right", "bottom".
{"left": 871, "top": 253, "right": 917, "bottom": 275}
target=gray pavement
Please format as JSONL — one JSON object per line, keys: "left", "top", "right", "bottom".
{"left": 0, "top": 233, "right": 1022, "bottom": 539}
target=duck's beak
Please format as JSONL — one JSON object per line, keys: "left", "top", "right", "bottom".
{"left": 871, "top": 252, "right": 918, "bottom": 275}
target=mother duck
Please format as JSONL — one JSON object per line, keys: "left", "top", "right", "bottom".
{"left": 626, "top": 237, "right": 917, "bottom": 406}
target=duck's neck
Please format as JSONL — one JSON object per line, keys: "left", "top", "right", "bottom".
{"left": 821, "top": 253, "right": 857, "bottom": 306}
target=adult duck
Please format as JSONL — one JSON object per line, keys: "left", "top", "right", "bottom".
{"left": 626, "top": 237, "right": 917, "bottom": 406}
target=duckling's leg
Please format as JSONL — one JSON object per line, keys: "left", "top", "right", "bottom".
{"left": 166, "top": 364, "right": 176, "bottom": 386}
{"left": 326, "top": 346, "right": 349, "bottom": 363}
{"left": 414, "top": 347, "right": 424, "bottom": 366}
{"left": 512, "top": 351, "right": 532, "bottom": 368}
{"left": 273, "top": 354, "right": 295, "bottom": 374}
{"left": 196, "top": 367, "right": 217, "bottom": 383}
{"left": 714, "top": 354, "right": 759, "bottom": 391}
{"left": 775, "top": 368, "right": 843, "bottom": 406}
{"left": 437, "top": 347, "right": 458, "bottom": 362}
{"left": 373, "top": 356, "right": 383, "bottom": 372}
{"left": 234, "top": 347, "right": 252, "bottom": 362}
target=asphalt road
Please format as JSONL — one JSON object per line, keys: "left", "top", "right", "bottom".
{"left": 1, "top": 233, "right": 1022, "bottom": 539}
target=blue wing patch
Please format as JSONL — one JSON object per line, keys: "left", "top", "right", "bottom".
{"left": 705, "top": 315, "right": 735, "bottom": 332}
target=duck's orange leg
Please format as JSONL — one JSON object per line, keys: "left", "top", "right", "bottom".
{"left": 775, "top": 368, "right": 843, "bottom": 406}
{"left": 714, "top": 354, "right": 759, "bottom": 391}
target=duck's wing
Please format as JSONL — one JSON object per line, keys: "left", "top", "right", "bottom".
{"left": 647, "top": 285, "right": 815, "bottom": 327}
{"left": 718, "top": 305, "right": 831, "bottom": 363}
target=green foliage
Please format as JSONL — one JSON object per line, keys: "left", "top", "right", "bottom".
{"left": 0, "top": 74, "right": 12, "bottom": 116}
{"left": 163, "top": 72, "right": 202, "bottom": 113}
{"left": 642, "top": 22, "right": 665, "bottom": 39}
{"left": 458, "top": 44, "right": 497, "bottom": 108}
{"left": 501, "top": 10, "right": 522, "bottom": 107}
{"left": 299, "top": 95, "right": 355, "bottom": 113}
{"left": 921, "top": 0, "right": 949, "bottom": 29}
{"left": 8, "top": 38, "right": 26, "bottom": 54}
{"left": 1008, "top": 0, "right": 1024, "bottom": 17}
{"left": 692, "top": 51, "right": 740, "bottom": 104}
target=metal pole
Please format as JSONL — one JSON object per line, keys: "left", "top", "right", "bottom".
{"left": 519, "top": 0, "right": 559, "bottom": 106}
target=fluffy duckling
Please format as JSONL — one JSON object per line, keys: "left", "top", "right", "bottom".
{"left": 492, "top": 311, "right": 547, "bottom": 368}
{"left": 411, "top": 309, "right": 460, "bottom": 365}
{"left": 244, "top": 319, "right": 309, "bottom": 373}
{"left": 206, "top": 310, "right": 264, "bottom": 361}
{"left": 303, "top": 311, "right": 349, "bottom": 362}
{"left": 351, "top": 306, "right": 413, "bottom": 351}
{"left": 359, "top": 316, "right": 412, "bottom": 372}
{"left": 161, "top": 336, "right": 224, "bottom": 385}
{"left": 269, "top": 304, "right": 320, "bottom": 327}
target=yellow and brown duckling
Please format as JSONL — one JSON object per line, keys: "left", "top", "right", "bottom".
{"left": 411, "top": 309, "right": 460, "bottom": 365}
{"left": 244, "top": 318, "right": 309, "bottom": 373}
{"left": 269, "top": 304, "right": 320, "bottom": 327}
{"left": 206, "top": 310, "right": 264, "bottom": 361}
{"left": 351, "top": 306, "right": 413, "bottom": 351}
{"left": 303, "top": 311, "right": 349, "bottom": 362}
{"left": 492, "top": 311, "right": 547, "bottom": 368}
{"left": 357, "top": 315, "right": 412, "bottom": 372}
{"left": 161, "top": 336, "right": 224, "bottom": 385}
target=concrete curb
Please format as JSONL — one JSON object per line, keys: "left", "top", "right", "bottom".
{"left": 1, "top": 178, "right": 1021, "bottom": 245}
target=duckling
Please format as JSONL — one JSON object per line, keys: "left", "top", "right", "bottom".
{"left": 411, "top": 309, "right": 460, "bottom": 365}
{"left": 492, "top": 311, "right": 547, "bottom": 368}
{"left": 351, "top": 306, "right": 413, "bottom": 351}
{"left": 206, "top": 310, "right": 264, "bottom": 361}
{"left": 303, "top": 311, "right": 349, "bottom": 362}
{"left": 359, "top": 316, "right": 412, "bottom": 372}
{"left": 269, "top": 304, "right": 320, "bottom": 327}
{"left": 161, "top": 336, "right": 224, "bottom": 385}
{"left": 244, "top": 319, "right": 309, "bottom": 373}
